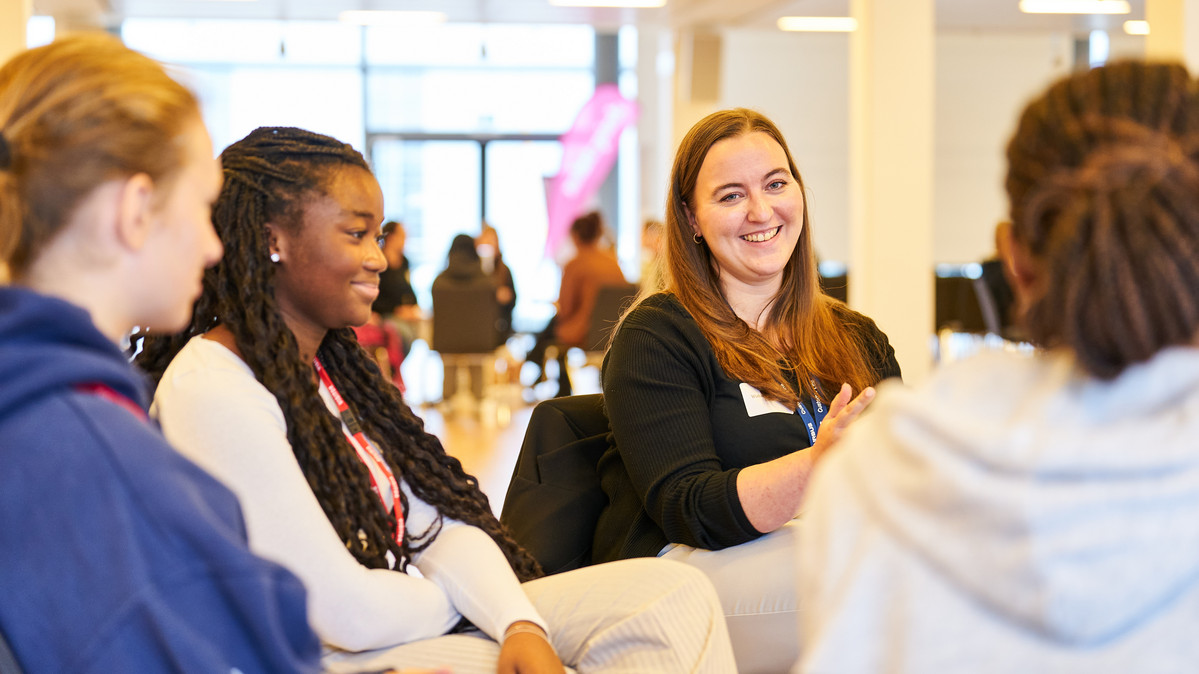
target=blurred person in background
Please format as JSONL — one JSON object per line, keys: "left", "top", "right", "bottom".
{"left": 477, "top": 222, "right": 516, "bottom": 340}
{"left": 432, "top": 233, "right": 503, "bottom": 402}
{"left": 640, "top": 217, "right": 666, "bottom": 292}
{"left": 527, "top": 211, "right": 627, "bottom": 398}
{"left": 372, "top": 220, "right": 422, "bottom": 357}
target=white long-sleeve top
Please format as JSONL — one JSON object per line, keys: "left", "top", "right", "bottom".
{"left": 152, "top": 337, "right": 547, "bottom": 653}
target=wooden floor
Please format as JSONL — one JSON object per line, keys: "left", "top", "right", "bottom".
{"left": 397, "top": 339, "right": 602, "bottom": 516}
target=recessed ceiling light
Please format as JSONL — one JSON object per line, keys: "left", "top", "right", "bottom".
{"left": 548, "top": 0, "right": 667, "bottom": 7}
{"left": 338, "top": 10, "right": 448, "bottom": 26}
{"left": 1123, "top": 19, "right": 1150, "bottom": 35}
{"left": 1019, "top": 0, "right": 1130, "bottom": 14}
{"left": 777, "top": 16, "right": 857, "bottom": 32}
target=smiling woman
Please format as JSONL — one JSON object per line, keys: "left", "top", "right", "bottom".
{"left": 593, "top": 108, "right": 902, "bottom": 673}
{"left": 686, "top": 130, "right": 804, "bottom": 319}
{"left": 268, "top": 164, "right": 387, "bottom": 361}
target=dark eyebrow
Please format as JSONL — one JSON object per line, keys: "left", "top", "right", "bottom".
{"left": 345, "top": 209, "right": 378, "bottom": 222}
{"left": 710, "top": 181, "right": 744, "bottom": 196}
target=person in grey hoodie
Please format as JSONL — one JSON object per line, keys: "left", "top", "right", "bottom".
{"left": 797, "top": 60, "right": 1199, "bottom": 673}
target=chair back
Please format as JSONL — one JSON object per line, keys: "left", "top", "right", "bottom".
{"left": 972, "top": 276, "right": 1002, "bottom": 336}
{"left": 935, "top": 275, "right": 987, "bottom": 333}
{"left": 431, "top": 284, "right": 501, "bottom": 354}
{"left": 500, "top": 394, "right": 609, "bottom": 575}
{"left": 583, "top": 283, "right": 639, "bottom": 353}
{"left": 819, "top": 272, "right": 848, "bottom": 303}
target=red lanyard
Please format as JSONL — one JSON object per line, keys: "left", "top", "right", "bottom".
{"left": 313, "top": 357, "right": 405, "bottom": 546}
{"left": 75, "top": 383, "right": 148, "bottom": 423}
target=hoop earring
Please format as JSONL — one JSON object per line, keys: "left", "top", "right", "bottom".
{"left": 270, "top": 252, "right": 281, "bottom": 263}
{"left": 693, "top": 232, "right": 703, "bottom": 244}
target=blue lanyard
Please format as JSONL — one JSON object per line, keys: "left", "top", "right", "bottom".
{"left": 795, "top": 377, "right": 827, "bottom": 445}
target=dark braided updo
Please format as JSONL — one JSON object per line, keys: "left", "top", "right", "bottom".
{"left": 136, "top": 126, "right": 542, "bottom": 581}
{"left": 1005, "top": 61, "right": 1199, "bottom": 379}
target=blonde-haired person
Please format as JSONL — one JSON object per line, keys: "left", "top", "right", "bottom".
{"left": 593, "top": 108, "right": 900, "bottom": 672}
{"left": 0, "top": 35, "right": 330, "bottom": 672}
{"left": 799, "top": 60, "right": 1199, "bottom": 673}
{"left": 639, "top": 217, "right": 666, "bottom": 292}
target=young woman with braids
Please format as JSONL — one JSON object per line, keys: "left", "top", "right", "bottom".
{"left": 0, "top": 36, "right": 324, "bottom": 672}
{"left": 797, "top": 61, "right": 1199, "bottom": 672}
{"left": 137, "top": 126, "right": 735, "bottom": 673}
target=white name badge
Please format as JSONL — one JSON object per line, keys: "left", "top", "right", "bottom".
{"left": 740, "top": 382, "right": 794, "bottom": 417}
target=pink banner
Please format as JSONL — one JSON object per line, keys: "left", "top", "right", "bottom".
{"left": 544, "top": 84, "right": 639, "bottom": 256}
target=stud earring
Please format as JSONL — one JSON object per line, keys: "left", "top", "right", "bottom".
{"left": 270, "top": 252, "right": 281, "bottom": 263}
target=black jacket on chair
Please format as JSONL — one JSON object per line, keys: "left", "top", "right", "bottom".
{"left": 500, "top": 394, "right": 609, "bottom": 575}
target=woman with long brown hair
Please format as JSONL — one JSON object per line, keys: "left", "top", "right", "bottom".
{"left": 593, "top": 108, "right": 900, "bottom": 672}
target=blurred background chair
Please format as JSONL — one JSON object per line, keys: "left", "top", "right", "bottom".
{"left": 431, "top": 284, "right": 503, "bottom": 413}
{"left": 935, "top": 274, "right": 988, "bottom": 334}
{"left": 819, "top": 272, "right": 848, "bottom": 303}
{"left": 579, "top": 281, "right": 640, "bottom": 368}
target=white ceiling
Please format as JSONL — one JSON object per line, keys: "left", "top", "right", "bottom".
{"left": 32, "top": 0, "right": 1147, "bottom": 34}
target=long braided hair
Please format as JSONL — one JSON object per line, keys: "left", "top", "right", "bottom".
{"left": 1005, "top": 61, "right": 1199, "bottom": 379}
{"left": 136, "top": 126, "right": 542, "bottom": 580}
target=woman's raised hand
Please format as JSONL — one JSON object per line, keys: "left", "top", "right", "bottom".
{"left": 810, "top": 383, "right": 875, "bottom": 465}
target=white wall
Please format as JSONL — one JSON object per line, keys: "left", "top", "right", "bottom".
{"left": 711, "top": 28, "right": 1144, "bottom": 267}
{"left": 1, "top": 1, "right": 30, "bottom": 66}
{"left": 719, "top": 30, "right": 852, "bottom": 264}
{"left": 934, "top": 31, "right": 1072, "bottom": 262}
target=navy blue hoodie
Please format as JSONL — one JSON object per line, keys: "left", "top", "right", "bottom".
{"left": 0, "top": 287, "right": 322, "bottom": 673}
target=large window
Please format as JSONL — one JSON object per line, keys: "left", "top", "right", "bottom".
{"left": 123, "top": 19, "right": 638, "bottom": 334}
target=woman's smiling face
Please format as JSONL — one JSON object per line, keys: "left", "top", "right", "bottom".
{"left": 687, "top": 131, "right": 804, "bottom": 301}
{"left": 270, "top": 165, "right": 387, "bottom": 337}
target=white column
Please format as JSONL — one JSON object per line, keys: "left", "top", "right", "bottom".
{"left": 849, "top": 0, "right": 936, "bottom": 383}
{"left": 637, "top": 27, "right": 674, "bottom": 223}
{"left": 0, "top": 0, "right": 30, "bottom": 66}
{"left": 1146, "top": 0, "right": 1199, "bottom": 70}
{"left": 672, "top": 28, "right": 721, "bottom": 151}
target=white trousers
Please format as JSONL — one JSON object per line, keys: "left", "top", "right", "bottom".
{"left": 323, "top": 557, "right": 737, "bottom": 674}
{"left": 661, "top": 520, "right": 800, "bottom": 674}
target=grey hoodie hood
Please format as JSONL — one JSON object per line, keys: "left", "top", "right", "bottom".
{"left": 840, "top": 346, "right": 1199, "bottom": 645}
